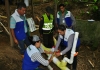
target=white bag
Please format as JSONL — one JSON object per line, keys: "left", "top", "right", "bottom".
{"left": 27, "top": 18, "right": 36, "bottom": 32}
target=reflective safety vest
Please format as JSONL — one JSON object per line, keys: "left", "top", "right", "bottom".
{"left": 42, "top": 13, "right": 53, "bottom": 31}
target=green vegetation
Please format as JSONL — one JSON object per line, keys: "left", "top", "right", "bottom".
{"left": 75, "top": 20, "right": 100, "bottom": 50}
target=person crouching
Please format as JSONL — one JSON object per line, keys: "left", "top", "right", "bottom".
{"left": 22, "top": 35, "right": 53, "bottom": 70}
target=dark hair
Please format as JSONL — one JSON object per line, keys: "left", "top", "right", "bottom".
{"left": 32, "top": 41, "right": 40, "bottom": 45}
{"left": 17, "top": 2, "right": 26, "bottom": 9}
{"left": 58, "top": 24, "right": 66, "bottom": 31}
{"left": 59, "top": 4, "right": 65, "bottom": 8}
{"left": 45, "top": 6, "right": 53, "bottom": 14}
{"left": 28, "top": 36, "right": 40, "bottom": 45}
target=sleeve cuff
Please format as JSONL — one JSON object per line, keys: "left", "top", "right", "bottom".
{"left": 60, "top": 52, "right": 62, "bottom": 55}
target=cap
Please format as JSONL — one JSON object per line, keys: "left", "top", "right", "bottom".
{"left": 32, "top": 35, "right": 40, "bottom": 42}
{"left": 45, "top": 6, "right": 53, "bottom": 14}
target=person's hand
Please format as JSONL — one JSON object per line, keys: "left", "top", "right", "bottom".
{"left": 55, "top": 52, "right": 60, "bottom": 57}
{"left": 14, "top": 38, "right": 18, "bottom": 44}
{"left": 74, "top": 52, "right": 78, "bottom": 56}
{"left": 48, "top": 53, "right": 55, "bottom": 63}
{"left": 36, "top": 16, "right": 40, "bottom": 22}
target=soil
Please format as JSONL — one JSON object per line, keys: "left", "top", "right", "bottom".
{"left": 0, "top": 1, "right": 100, "bottom": 70}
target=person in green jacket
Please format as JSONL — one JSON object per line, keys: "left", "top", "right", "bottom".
{"left": 39, "top": 6, "right": 55, "bottom": 48}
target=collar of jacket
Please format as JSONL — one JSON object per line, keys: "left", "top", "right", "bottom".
{"left": 58, "top": 10, "right": 68, "bottom": 16}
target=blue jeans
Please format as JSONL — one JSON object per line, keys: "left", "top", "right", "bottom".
{"left": 18, "top": 36, "right": 31, "bottom": 55}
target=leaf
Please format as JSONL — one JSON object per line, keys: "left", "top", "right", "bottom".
{"left": 94, "top": 0, "right": 97, "bottom": 3}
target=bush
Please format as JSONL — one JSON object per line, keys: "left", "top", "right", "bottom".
{"left": 75, "top": 20, "right": 100, "bottom": 50}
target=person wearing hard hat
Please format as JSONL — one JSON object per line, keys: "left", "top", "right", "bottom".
{"left": 22, "top": 35, "right": 53, "bottom": 70}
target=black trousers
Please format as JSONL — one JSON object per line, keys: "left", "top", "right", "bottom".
{"left": 43, "top": 32, "right": 54, "bottom": 48}
{"left": 67, "top": 49, "right": 77, "bottom": 70}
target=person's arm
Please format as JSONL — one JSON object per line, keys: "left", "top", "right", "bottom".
{"left": 54, "top": 35, "right": 62, "bottom": 51}
{"left": 70, "top": 12, "right": 76, "bottom": 29}
{"left": 10, "top": 29, "right": 18, "bottom": 44}
{"left": 31, "top": 52, "right": 52, "bottom": 66}
{"left": 61, "top": 34, "right": 74, "bottom": 55}
{"left": 10, "top": 17, "right": 18, "bottom": 44}
{"left": 39, "top": 17, "right": 44, "bottom": 36}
